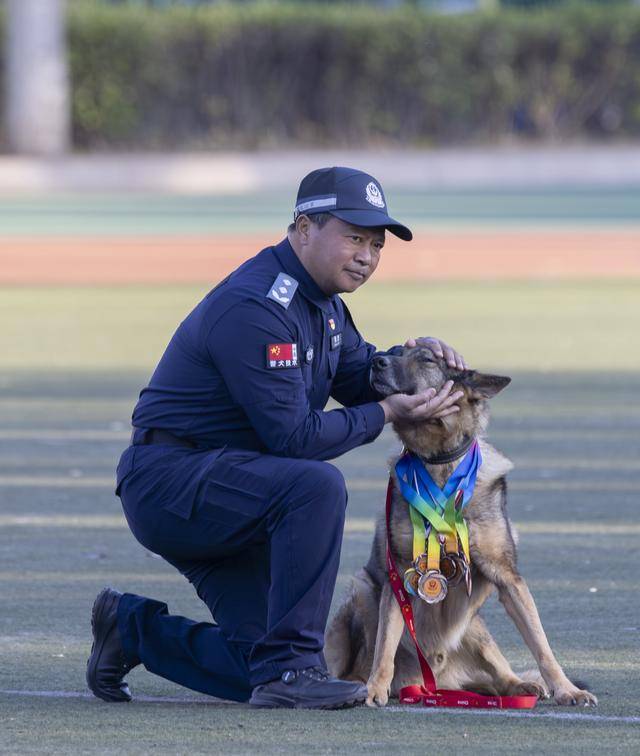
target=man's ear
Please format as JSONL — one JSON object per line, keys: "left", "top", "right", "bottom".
{"left": 463, "top": 371, "right": 511, "bottom": 399}
{"left": 295, "top": 214, "right": 312, "bottom": 244}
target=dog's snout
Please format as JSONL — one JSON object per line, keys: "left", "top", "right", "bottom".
{"left": 373, "top": 355, "right": 391, "bottom": 371}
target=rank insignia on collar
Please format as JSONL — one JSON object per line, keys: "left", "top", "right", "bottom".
{"left": 330, "top": 333, "right": 342, "bottom": 350}
{"left": 267, "top": 273, "right": 299, "bottom": 309}
{"left": 266, "top": 343, "right": 299, "bottom": 369}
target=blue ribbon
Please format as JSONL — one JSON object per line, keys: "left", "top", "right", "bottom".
{"left": 395, "top": 440, "right": 482, "bottom": 517}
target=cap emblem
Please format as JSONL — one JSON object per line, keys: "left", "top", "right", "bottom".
{"left": 365, "top": 182, "right": 385, "bottom": 209}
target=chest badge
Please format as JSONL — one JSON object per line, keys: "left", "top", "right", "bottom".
{"left": 330, "top": 333, "right": 342, "bottom": 351}
{"left": 266, "top": 343, "right": 299, "bottom": 368}
{"left": 305, "top": 345, "right": 314, "bottom": 364}
{"left": 328, "top": 318, "right": 336, "bottom": 331}
{"left": 267, "top": 273, "right": 299, "bottom": 310}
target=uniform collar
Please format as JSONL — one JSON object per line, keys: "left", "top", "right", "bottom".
{"left": 272, "top": 238, "right": 337, "bottom": 314}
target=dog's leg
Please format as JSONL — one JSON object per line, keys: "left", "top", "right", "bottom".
{"left": 459, "top": 615, "right": 548, "bottom": 698}
{"left": 496, "top": 575, "right": 597, "bottom": 706}
{"left": 366, "top": 581, "right": 405, "bottom": 707}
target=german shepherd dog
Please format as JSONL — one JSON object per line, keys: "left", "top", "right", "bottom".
{"left": 325, "top": 345, "right": 597, "bottom": 708}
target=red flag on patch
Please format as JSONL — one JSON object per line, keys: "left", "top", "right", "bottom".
{"left": 266, "top": 343, "right": 298, "bottom": 369}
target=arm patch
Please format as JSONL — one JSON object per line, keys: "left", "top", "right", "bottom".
{"left": 266, "top": 343, "right": 299, "bottom": 368}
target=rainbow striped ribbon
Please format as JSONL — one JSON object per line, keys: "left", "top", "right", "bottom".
{"left": 395, "top": 440, "right": 482, "bottom": 564}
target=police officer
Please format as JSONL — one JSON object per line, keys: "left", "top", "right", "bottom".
{"left": 86, "top": 167, "right": 465, "bottom": 709}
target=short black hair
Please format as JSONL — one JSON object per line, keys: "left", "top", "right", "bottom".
{"left": 288, "top": 212, "right": 332, "bottom": 233}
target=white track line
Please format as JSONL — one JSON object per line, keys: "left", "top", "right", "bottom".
{"left": 0, "top": 690, "right": 638, "bottom": 723}
{"left": 0, "top": 689, "right": 231, "bottom": 705}
{"left": 384, "top": 705, "right": 640, "bottom": 724}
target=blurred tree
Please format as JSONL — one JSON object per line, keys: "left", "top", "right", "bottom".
{"left": 500, "top": 0, "right": 633, "bottom": 6}
{"left": 5, "top": 0, "right": 70, "bottom": 155}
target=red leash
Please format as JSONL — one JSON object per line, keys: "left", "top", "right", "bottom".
{"left": 385, "top": 478, "right": 537, "bottom": 710}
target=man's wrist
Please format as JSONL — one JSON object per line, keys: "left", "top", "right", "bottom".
{"left": 379, "top": 399, "right": 392, "bottom": 424}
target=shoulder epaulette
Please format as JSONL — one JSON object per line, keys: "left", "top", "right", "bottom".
{"left": 266, "top": 272, "right": 299, "bottom": 310}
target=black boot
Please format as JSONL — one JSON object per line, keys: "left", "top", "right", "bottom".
{"left": 249, "top": 666, "right": 367, "bottom": 709}
{"left": 86, "top": 588, "right": 136, "bottom": 702}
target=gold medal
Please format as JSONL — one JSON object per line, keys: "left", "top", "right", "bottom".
{"left": 413, "top": 553, "right": 429, "bottom": 574}
{"left": 403, "top": 568, "right": 420, "bottom": 596}
{"left": 418, "top": 570, "right": 448, "bottom": 604}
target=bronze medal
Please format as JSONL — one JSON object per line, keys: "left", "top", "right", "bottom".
{"left": 442, "top": 553, "right": 466, "bottom": 587}
{"left": 403, "top": 568, "right": 420, "bottom": 596}
{"left": 440, "top": 554, "right": 458, "bottom": 582}
{"left": 418, "top": 569, "right": 448, "bottom": 604}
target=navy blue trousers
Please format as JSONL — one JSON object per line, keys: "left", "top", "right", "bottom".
{"left": 116, "top": 445, "right": 347, "bottom": 702}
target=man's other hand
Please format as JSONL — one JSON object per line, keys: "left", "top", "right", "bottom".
{"left": 404, "top": 337, "right": 467, "bottom": 370}
{"left": 379, "top": 381, "right": 463, "bottom": 425}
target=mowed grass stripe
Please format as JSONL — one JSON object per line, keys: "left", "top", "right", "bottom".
{"left": 2, "top": 282, "right": 640, "bottom": 372}
{"left": 4, "top": 398, "right": 639, "bottom": 416}
{"left": 0, "top": 571, "right": 183, "bottom": 583}
{"left": 3, "top": 456, "right": 640, "bottom": 472}
{"left": 1, "top": 428, "right": 639, "bottom": 442}
{"left": 1, "top": 475, "right": 639, "bottom": 492}
{"left": 0, "top": 430, "right": 131, "bottom": 440}
{"left": 0, "top": 514, "right": 637, "bottom": 536}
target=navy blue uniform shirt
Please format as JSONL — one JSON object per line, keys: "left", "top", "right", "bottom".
{"left": 131, "top": 238, "right": 387, "bottom": 460}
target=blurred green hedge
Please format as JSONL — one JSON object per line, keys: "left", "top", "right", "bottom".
{"left": 30, "top": 2, "right": 640, "bottom": 147}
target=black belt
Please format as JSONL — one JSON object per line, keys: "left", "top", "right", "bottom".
{"left": 131, "top": 428, "right": 197, "bottom": 449}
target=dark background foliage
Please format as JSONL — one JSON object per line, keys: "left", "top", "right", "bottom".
{"left": 3, "top": 1, "right": 640, "bottom": 149}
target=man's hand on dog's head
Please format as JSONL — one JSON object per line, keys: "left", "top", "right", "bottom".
{"left": 379, "top": 380, "right": 464, "bottom": 425}
{"left": 404, "top": 337, "right": 467, "bottom": 371}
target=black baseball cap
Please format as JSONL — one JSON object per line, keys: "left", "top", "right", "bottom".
{"left": 294, "top": 166, "right": 413, "bottom": 242}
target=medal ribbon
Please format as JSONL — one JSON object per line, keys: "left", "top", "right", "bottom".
{"left": 384, "top": 478, "right": 537, "bottom": 710}
{"left": 395, "top": 441, "right": 482, "bottom": 564}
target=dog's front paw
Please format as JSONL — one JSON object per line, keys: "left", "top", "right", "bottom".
{"left": 507, "top": 680, "right": 549, "bottom": 699}
{"left": 554, "top": 686, "right": 598, "bottom": 707}
{"left": 366, "top": 679, "right": 390, "bottom": 707}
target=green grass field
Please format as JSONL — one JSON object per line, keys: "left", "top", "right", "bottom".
{"left": 1, "top": 279, "right": 639, "bottom": 753}
{"left": 2, "top": 280, "right": 640, "bottom": 373}
{"left": 1, "top": 184, "right": 639, "bottom": 753}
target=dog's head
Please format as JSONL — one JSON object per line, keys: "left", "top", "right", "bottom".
{"left": 371, "top": 345, "right": 511, "bottom": 453}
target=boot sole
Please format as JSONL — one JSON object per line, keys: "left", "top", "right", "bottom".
{"left": 249, "top": 692, "right": 367, "bottom": 710}
{"left": 86, "top": 588, "right": 131, "bottom": 703}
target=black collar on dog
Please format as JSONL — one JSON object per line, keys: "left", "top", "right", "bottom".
{"left": 415, "top": 436, "right": 476, "bottom": 466}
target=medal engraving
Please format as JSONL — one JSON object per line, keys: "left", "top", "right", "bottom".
{"left": 418, "top": 570, "right": 448, "bottom": 604}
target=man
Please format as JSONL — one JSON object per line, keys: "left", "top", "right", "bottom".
{"left": 87, "top": 166, "right": 465, "bottom": 709}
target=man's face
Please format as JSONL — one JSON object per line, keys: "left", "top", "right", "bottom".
{"left": 295, "top": 216, "right": 385, "bottom": 296}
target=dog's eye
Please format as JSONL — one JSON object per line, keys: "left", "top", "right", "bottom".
{"left": 416, "top": 355, "right": 435, "bottom": 364}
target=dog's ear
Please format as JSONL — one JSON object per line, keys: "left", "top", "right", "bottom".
{"left": 463, "top": 371, "right": 511, "bottom": 399}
